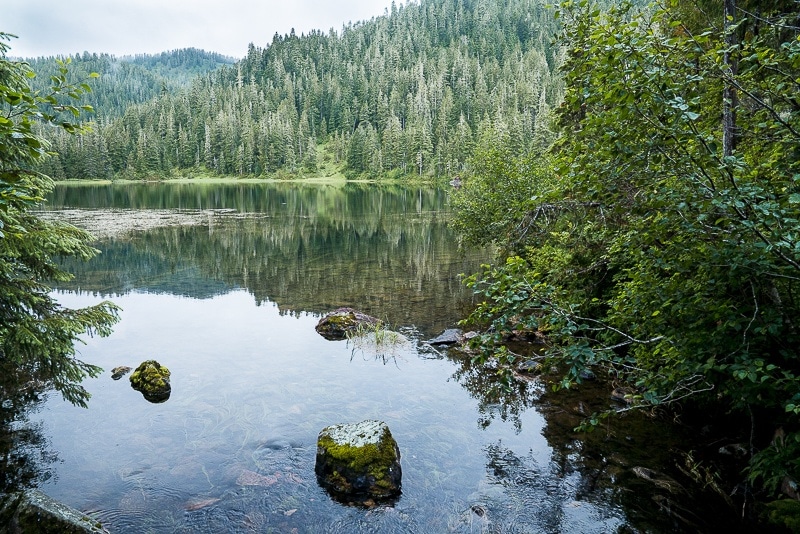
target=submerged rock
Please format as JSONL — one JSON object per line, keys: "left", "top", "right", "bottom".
{"left": 315, "top": 420, "right": 402, "bottom": 504}
{"left": 315, "top": 308, "right": 381, "bottom": 340}
{"left": 129, "top": 360, "right": 171, "bottom": 403}
{"left": 632, "top": 466, "right": 684, "bottom": 494}
{"left": 0, "top": 489, "right": 104, "bottom": 533}
{"left": 110, "top": 366, "right": 132, "bottom": 380}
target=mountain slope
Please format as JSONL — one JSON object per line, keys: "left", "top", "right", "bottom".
{"left": 38, "top": 0, "right": 564, "bottom": 180}
{"left": 26, "top": 49, "right": 235, "bottom": 119}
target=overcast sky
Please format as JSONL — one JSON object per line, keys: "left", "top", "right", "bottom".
{"left": 2, "top": 0, "right": 397, "bottom": 59}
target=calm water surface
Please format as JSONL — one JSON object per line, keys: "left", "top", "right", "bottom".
{"left": 17, "top": 182, "right": 721, "bottom": 532}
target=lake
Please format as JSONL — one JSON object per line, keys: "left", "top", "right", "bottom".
{"left": 10, "top": 181, "right": 734, "bottom": 532}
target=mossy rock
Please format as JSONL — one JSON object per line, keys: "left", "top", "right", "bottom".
{"left": 315, "top": 308, "right": 381, "bottom": 340}
{"left": 764, "top": 499, "right": 800, "bottom": 531}
{"left": 315, "top": 420, "right": 401, "bottom": 504}
{"left": 129, "top": 360, "right": 171, "bottom": 403}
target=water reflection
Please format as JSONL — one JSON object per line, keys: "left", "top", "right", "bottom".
{"left": 36, "top": 291, "right": 616, "bottom": 533}
{"left": 0, "top": 361, "right": 58, "bottom": 497}
{"left": 444, "top": 350, "right": 541, "bottom": 433}
{"left": 0, "top": 182, "right": 740, "bottom": 532}
{"left": 48, "top": 182, "right": 479, "bottom": 335}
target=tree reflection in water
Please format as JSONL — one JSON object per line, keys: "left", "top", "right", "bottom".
{"left": 47, "top": 182, "right": 480, "bottom": 335}
{"left": 0, "top": 361, "right": 58, "bottom": 498}
{"left": 445, "top": 344, "right": 748, "bottom": 533}
{"left": 445, "top": 348, "right": 541, "bottom": 433}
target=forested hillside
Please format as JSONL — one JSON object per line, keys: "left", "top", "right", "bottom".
{"left": 27, "top": 48, "right": 234, "bottom": 118}
{"left": 36, "top": 0, "right": 563, "bottom": 180}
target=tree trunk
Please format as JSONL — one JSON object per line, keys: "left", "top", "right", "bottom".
{"left": 722, "top": 0, "right": 738, "bottom": 158}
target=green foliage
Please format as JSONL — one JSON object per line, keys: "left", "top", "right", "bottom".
{"left": 0, "top": 33, "right": 119, "bottom": 407}
{"left": 749, "top": 430, "right": 800, "bottom": 494}
{"left": 455, "top": 0, "right": 800, "bottom": 495}
{"left": 763, "top": 498, "right": 800, "bottom": 531}
{"left": 449, "top": 141, "right": 557, "bottom": 253}
{"left": 551, "top": 0, "right": 800, "bottom": 419}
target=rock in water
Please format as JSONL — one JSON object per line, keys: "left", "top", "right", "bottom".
{"left": 315, "top": 308, "right": 381, "bottom": 340}
{"left": 631, "top": 466, "right": 684, "bottom": 494}
{"left": 315, "top": 420, "right": 401, "bottom": 503}
{"left": 0, "top": 489, "right": 105, "bottom": 533}
{"left": 110, "top": 366, "right": 132, "bottom": 380}
{"left": 129, "top": 360, "right": 171, "bottom": 403}
{"left": 426, "top": 328, "right": 464, "bottom": 345}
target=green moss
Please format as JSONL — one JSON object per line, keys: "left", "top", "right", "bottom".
{"left": 764, "top": 499, "right": 800, "bottom": 531}
{"left": 316, "top": 423, "right": 401, "bottom": 496}
{"left": 317, "top": 426, "right": 396, "bottom": 473}
{"left": 315, "top": 312, "right": 358, "bottom": 339}
{"left": 129, "top": 360, "right": 171, "bottom": 401}
{"left": 316, "top": 309, "right": 383, "bottom": 340}
{"left": 325, "top": 313, "right": 357, "bottom": 330}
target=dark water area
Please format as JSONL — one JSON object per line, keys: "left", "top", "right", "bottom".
{"left": 0, "top": 182, "right": 751, "bottom": 532}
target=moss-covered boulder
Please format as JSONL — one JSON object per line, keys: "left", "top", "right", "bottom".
{"left": 315, "top": 420, "right": 401, "bottom": 504}
{"left": 129, "top": 360, "right": 171, "bottom": 403}
{"left": 315, "top": 308, "right": 381, "bottom": 340}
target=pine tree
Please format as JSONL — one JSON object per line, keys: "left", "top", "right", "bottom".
{"left": 0, "top": 34, "right": 119, "bottom": 407}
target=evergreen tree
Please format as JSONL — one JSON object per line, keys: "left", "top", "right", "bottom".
{"left": 37, "top": 0, "right": 566, "bottom": 180}
{"left": 0, "top": 34, "right": 119, "bottom": 407}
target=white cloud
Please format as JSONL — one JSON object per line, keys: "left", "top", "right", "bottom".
{"left": 1, "top": 0, "right": 396, "bottom": 59}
